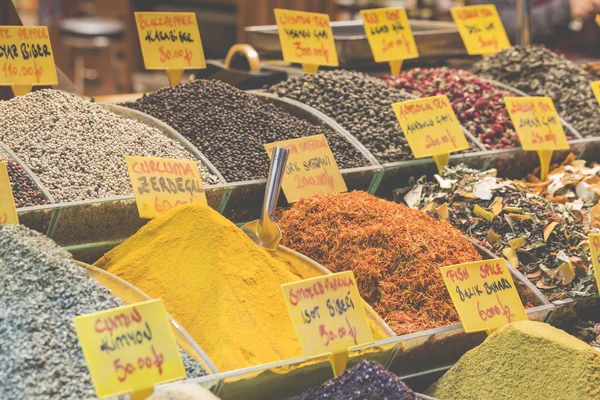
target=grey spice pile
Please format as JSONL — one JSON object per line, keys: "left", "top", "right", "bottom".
{"left": 0, "top": 89, "right": 220, "bottom": 203}
{"left": 473, "top": 45, "right": 600, "bottom": 138}
{"left": 268, "top": 70, "right": 417, "bottom": 163}
{"left": 122, "top": 80, "right": 367, "bottom": 182}
{"left": 0, "top": 224, "right": 205, "bottom": 399}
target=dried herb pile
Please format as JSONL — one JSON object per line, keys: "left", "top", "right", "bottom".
{"left": 299, "top": 360, "right": 417, "bottom": 400}
{"left": 473, "top": 45, "right": 600, "bottom": 138}
{"left": 381, "top": 67, "right": 519, "bottom": 149}
{"left": 398, "top": 164, "right": 596, "bottom": 300}
{"left": 277, "top": 191, "right": 482, "bottom": 335}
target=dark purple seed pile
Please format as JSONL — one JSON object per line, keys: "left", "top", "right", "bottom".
{"left": 299, "top": 360, "right": 417, "bottom": 400}
{"left": 1, "top": 157, "right": 47, "bottom": 208}
{"left": 122, "top": 80, "right": 367, "bottom": 182}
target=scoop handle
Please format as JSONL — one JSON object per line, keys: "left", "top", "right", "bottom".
{"left": 261, "top": 146, "right": 289, "bottom": 224}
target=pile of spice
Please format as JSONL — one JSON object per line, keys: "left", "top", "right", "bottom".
{"left": 267, "top": 70, "right": 418, "bottom": 163}
{"left": 96, "top": 202, "right": 305, "bottom": 371}
{"left": 473, "top": 45, "right": 600, "bottom": 138}
{"left": 381, "top": 67, "right": 519, "bottom": 149}
{"left": 398, "top": 164, "right": 596, "bottom": 300}
{"left": 276, "top": 191, "right": 482, "bottom": 335}
{"left": 516, "top": 154, "right": 600, "bottom": 229}
{"left": 122, "top": 80, "right": 367, "bottom": 182}
{"left": 299, "top": 360, "right": 417, "bottom": 400}
{"left": 427, "top": 321, "right": 600, "bottom": 399}
{"left": 0, "top": 151, "right": 48, "bottom": 207}
{"left": 0, "top": 89, "right": 220, "bottom": 202}
{"left": 0, "top": 224, "right": 204, "bottom": 400}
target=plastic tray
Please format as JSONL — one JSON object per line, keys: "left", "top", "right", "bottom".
{"left": 220, "top": 91, "right": 384, "bottom": 223}
{"left": 77, "top": 261, "right": 219, "bottom": 376}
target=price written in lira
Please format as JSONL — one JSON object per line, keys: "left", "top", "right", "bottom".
{"left": 0, "top": 26, "right": 57, "bottom": 94}
{"left": 274, "top": 9, "right": 338, "bottom": 72}
{"left": 450, "top": 5, "right": 510, "bottom": 55}
{"left": 0, "top": 162, "right": 18, "bottom": 225}
{"left": 360, "top": 8, "right": 418, "bottom": 64}
{"left": 441, "top": 259, "right": 527, "bottom": 333}
{"left": 589, "top": 234, "right": 600, "bottom": 293}
{"left": 590, "top": 81, "right": 600, "bottom": 107}
{"left": 265, "top": 134, "right": 346, "bottom": 203}
{"left": 281, "top": 271, "right": 373, "bottom": 376}
{"left": 73, "top": 299, "right": 186, "bottom": 398}
{"left": 125, "top": 156, "right": 206, "bottom": 219}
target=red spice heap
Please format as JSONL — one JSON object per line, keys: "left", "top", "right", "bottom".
{"left": 277, "top": 191, "right": 482, "bottom": 335}
{"left": 381, "top": 67, "right": 518, "bottom": 149}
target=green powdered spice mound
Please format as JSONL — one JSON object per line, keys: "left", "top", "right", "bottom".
{"left": 427, "top": 321, "right": 600, "bottom": 400}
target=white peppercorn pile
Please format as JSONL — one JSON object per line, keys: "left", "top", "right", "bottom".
{"left": 0, "top": 224, "right": 205, "bottom": 400}
{"left": 122, "top": 80, "right": 368, "bottom": 182}
{"left": 0, "top": 90, "right": 221, "bottom": 203}
{"left": 0, "top": 151, "right": 48, "bottom": 207}
{"left": 473, "top": 45, "right": 600, "bottom": 138}
{"left": 267, "top": 70, "right": 419, "bottom": 163}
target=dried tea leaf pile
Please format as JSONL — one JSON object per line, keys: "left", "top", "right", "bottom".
{"left": 473, "top": 45, "right": 600, "bottom": 138}
{"left": 277, "top": 191, "right": 482, "bottom": 335}
{"left": 399, "top": 164, "right": 596, "bottom": 300}
{"left": 427, "top": 321, "right": 600, "bottom": 400}
{"left": 382, "top": 67, "right": 519, "bottom": 149}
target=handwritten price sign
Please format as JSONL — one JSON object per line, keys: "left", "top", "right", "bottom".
{"left": 392, "top": 95, "right": 469, "bottom": 172}
{"left": 125, "top": 156, "right": 207, "bottom": 219}
{"left": 441, "top": 259, "right": 527, "bottom": 333}
{"left": 73, "top": 299, "right": 186, "bottom": 398}
{"left": 591, "top": 81, "right": 600, "bottom": 107}
{"left": 0, "top": 162, "right": 18, "bottom": 225}
{"left": 264, "top": 134, "right": 346, "bottom": 203}
{"left": 135, "top": 12, "right": 206, "bottom": 85}
{"left": 450, "top": 5, "right": 510, "bottom": 56}
{"left": 274, "top": 9, "right": 338, "bottom": 73}
{"left": 281, "top": 271, "right": 373, "bottom": 376}
{"left": 0, "top": 26, "right": 57, "bottom": 96}
{"left": 589, "top": 234, "right": 600, "bottom": 293}
{"left": 360, "top": 8, "right": 418, "bottom": 75}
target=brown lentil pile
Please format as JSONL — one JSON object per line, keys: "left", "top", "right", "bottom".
{"left": 473, "top": 45, "right": 600, "bottom": 138}
{"left": 122, "top": 80, "right": 367, "bottom": 182}
{"left": 382, "top": 68, "right": 519, "bottom": 149}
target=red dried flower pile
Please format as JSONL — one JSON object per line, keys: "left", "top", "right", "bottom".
{"left": 381, "top": 67, "right": 519, "bottom": 149}
{"left": 277, "top": 191, "right": 482, "bottom": 335}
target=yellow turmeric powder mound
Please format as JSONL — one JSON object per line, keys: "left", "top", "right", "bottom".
{"left": 95, "top": 202, "right": 303, "bottom": 371}
{"left": 428, "top": 321, "right": 600, "bottom": 400}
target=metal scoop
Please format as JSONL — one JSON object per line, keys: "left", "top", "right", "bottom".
{"left": 241, "top": 146, "right": 289, "bottom": 250}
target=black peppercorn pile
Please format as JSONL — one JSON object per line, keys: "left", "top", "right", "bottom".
{"left": 473, "top": 45, "right": 600, "bottom": 138}
{"left": 268, "top": 70, "right": 417, "bottom": 163}
{"left": 299, "top": 360, "right": 417, "bottom": 400}
{"left": 0, "top": 154, "right": 48, "bottom": 207}
{"left": 122, "top": 80, "right": 368, "bottom": 182}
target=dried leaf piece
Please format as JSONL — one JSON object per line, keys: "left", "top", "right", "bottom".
{"left": 436, "top": 203, "right": 449, "bottom": 221}
{"left": 502, "top": 247, "right": 520, "bottom": 267}
{"left": 490, "top": 196, "right": 503, "bottom": 216}
{"left": 456, "top": 190, "right": 477, "bottom": 199}
{"left": 473, "top": 205, "right": 494, "bottom": 222}
{"left": 508, "top": 213, "right": 532, "bottom": 220}
{"left": 543, "top": 222, "right": 559, "bottom": 242}
{"left": 509, "top": 237, "right": 526, "bottom": 249}
{"left": 526, "top": 270, "right": 542, "bottom": 281}
{"left": 487, "top": 230, "right": 502, "bottom": 243}
{"left": 536, "top": 281, "right": 558, "bottom": 290}
{"left": 554, "top": 262, "right": 576, "bottom": 285}
{"left": 503, "top": 207, "right": 523, "bottom": 213}
{"left": 421, "top": 201, "right": 438, "bottom": 213}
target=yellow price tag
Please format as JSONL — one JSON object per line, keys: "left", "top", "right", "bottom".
{"left": 264, "top": 134, "right": 346, "bottom": 203}
{"left": 392, "top": 95, "right": 469, "bottom": 172}
{"left": 590, "top": 234, "right": 600, "bottom": 293}
{"left": 281, "top": 271, "right": 373, "bottom": 376}
{"left": 450, "top": 5, "right": 510, "bottom": 56}
{"left": 360, "top": 8, "right": 418, "bottom": 76}
{"left": 591, "top": 81, "right": 600, "bottom": 106}
{"left": 504, "top": 97, "right": 569, "bottom": 180}
{"left": 0, "top": 162, "right": 18, "bottom": 224}
{"left": 274, "top": 9, "right": 339, "bottom": 73}
{"left": 0, "top": 26, "right": 58, "bottom": 96}
{"left": 441, "top": 259, "right": 527, "bottom": 334}
{"left": 134, "top": 12, "right": 206, "bottom": 86}
{"left": 73, "top": 299, "right": 186, "bottom": 399}
{"left": 125, "top": 156, "right": 207, "bottom": 219}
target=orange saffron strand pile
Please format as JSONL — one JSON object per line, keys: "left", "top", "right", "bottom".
{"left": 277, "top": 191, "right": 482, "bottom": 335}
